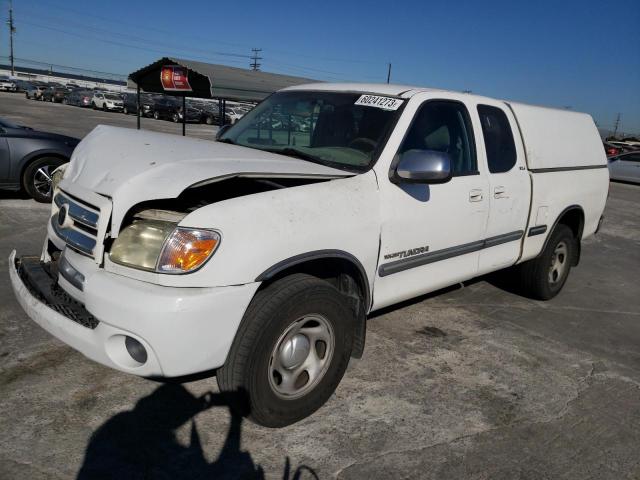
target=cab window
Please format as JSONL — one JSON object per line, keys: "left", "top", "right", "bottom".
{"left": 399, "top": 101, "right": 477, "bottom": 176}
{"left": 477, "top": 105, "right": 517, "bottom": 173}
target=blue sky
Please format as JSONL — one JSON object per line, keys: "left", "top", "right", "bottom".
{"left": 1, "top": 0, "right": 639, "bottom": 133}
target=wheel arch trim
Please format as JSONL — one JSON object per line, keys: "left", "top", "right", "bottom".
{"left": 540, "top": 204, "right": 585, "bottom": 265}
{"left": 255, "top": 249, "right": 371, "bottom": 311}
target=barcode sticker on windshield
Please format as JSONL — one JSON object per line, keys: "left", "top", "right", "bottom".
{"left": 355, "top": 95, "right": 403, "bottom": 111}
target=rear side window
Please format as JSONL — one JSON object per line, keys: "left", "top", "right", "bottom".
{"left": 399, "top": 101, "right": 477, "bottom": 176}
{"left": 478, "top": 105, "right": 517, "bottom": 173}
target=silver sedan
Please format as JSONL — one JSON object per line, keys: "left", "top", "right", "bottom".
{"left": 608, "top": 151, "right": 640, "bottom": 184}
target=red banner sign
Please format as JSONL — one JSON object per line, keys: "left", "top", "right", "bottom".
{"left": 160, "top": 66, "right": 192, "bottom": 92}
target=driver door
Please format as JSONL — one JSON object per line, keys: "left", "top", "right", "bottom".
{"left": 372, "top": 97, "right": 489, "bottom": 310}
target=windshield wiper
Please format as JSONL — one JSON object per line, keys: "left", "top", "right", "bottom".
{"left": 266, "top": 147, "right": 320, "bottom": 163}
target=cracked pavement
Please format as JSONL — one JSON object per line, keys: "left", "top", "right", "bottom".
{"left": 1, "top": 95, "right": 639, "bottom": 479}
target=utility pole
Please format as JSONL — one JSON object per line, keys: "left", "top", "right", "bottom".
{"left": 613, "top": 113, "right": 621, "bottom": 137}
{"left": 250, "top": 48, "right": 262, "bottom": 71}
{"left": 386, "top": 63, "right": 391, "bottom": 84}
{"left": 7, "top": 0, "right": 16, "bottom": 75}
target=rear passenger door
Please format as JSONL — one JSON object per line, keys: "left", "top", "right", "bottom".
{"left": 475, "top": 102, "right": 531, "bottom": 273}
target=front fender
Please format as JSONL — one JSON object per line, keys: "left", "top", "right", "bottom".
{"left": 177, "top": 171, "right": 381, "bottom": 290}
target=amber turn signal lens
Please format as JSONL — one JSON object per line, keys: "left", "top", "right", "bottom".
{"left": 157, "top": 228, "right": 220, "bottom": 273}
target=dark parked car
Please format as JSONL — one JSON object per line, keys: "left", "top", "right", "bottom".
{"left": 198, "top": 104, "right": 222, "bottom": 125}
{"left": 173, "top": 106, "right": 202, "bottom": 123}
{"left": 13, "top": 80, "right": 34, "bottom": 93}
{"left": 66, "top": 89, "right": 93, "bottom": 107}
{"left": 0, "top": 118, "right": 79, "bottom": 202}
{"left": 150, "top": 97, "right": 181, "bottom": 120}
{"left": 42, "top": 86, "right": 74, "bottom": 103}
{"left": 122, "top": 92, "right": 155, "bottom": 116}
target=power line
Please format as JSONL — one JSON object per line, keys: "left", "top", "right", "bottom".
{"left": 250, "top": 48, "right": 262, "bottom": 71}
{"left": 18, "top": 20, "right": 249, "bottom": 67}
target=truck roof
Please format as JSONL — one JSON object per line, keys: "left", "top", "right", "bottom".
{"left": 281, "top": 82, "right": 445, "bottom": 98}
{"left": 281, "top": 82, "right": 584, "bottom": 116}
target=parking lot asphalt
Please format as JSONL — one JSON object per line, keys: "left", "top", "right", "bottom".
{"left": 1, "top": 92, "right": 640, "bottom": 479}
{"left": 0, "top": 91, "right": 218, "bottom": 140}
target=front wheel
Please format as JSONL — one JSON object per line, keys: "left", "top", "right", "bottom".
{"left": 217, "top": 274, "right": 354, "bottom": 427}
{"left": 516, "top": 224, "right": 575, "bottom": 300}
{"left": 22, "top": 157, "right": 66, "bottom": 203}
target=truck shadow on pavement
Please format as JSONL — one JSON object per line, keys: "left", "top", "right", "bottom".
{"left": 77, "top": 384, "right": 318, "bottom": 480}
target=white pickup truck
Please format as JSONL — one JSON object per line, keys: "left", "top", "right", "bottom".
{"left": 10, "top": 83, "right": 608, "bottom": 427}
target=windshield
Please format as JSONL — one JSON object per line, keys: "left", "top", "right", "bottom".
{"left": 105, "top": 94, "right": 121, "bottom": 100}
{"left": 219, "top": 91, "right": 404, "bottom": 172}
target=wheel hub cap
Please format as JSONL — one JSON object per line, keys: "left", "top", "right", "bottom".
{"left": 549, "top": 241, "right": 568, "bottom": 284}
{"left": 279, "top": 334, "right": 310, "bottom": 369}
{"left": 268, "top": 314, "right": 335, "bottom": 399}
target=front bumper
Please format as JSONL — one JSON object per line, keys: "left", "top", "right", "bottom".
{"left": 9, "top": 250, "right": 259, "bottom": 377}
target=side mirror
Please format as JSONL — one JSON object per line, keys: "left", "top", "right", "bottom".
{"left": 216, "top": 124, "right": 231, "bottom": 140}
{"left": 390, "top": 150, "right": 452, "bottom": 184}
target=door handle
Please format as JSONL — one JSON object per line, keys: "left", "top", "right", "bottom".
{"left": 494, "top": 186, "right": 507, "bottom": 199}
{"left": 469, "top": 189, "right": 483, "bottom": 202}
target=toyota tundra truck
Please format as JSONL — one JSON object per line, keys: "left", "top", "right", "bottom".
{"left": 9, "top": 83, "right": 609, "bottom": 427}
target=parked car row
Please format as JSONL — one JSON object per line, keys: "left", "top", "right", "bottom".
{"left": 5, "top": 77, "right": 253, "bottom": 125}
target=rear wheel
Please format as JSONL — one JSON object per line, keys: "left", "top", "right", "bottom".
{"left": 205, "top": 115, "right": 214, "bottom": 125}
{"left": 153, "top": 111, "right": 160, "bottom": 120}
{"left": 217, "top": 274, "right": 354, "bottom": 427}
{"left": 91, "top": 102, "right": 96, "bottom": 109}
{"left": 516, "top": 224, "right": 575, "bottom": 300}
{"left": 172, "top": 113, "right": 179, "bottom": 123}
{"left": 123, "top": 106, "right": 128, "bottom": 114}
{"left": 22, "top": 157, "right": 66, "bottom": 203}
{"left": 102, "top": 104, "right": 107, "bottom": 111}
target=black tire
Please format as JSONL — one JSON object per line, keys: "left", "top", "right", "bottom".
{"left": 153, "top": 111, "right": 159, "bottom": 120}
{"left": 22, "top": 157, "right": 66, "bottom": 203}
{"left": 172, "top": 113, "right": 179, "bottom": 123}
{"left": 123, "top": 106, "right": 128, "bottom": 114}
{"left": 516, "top": 224, "right": 575, "bottom": 300}
{"left": 91, "top": 102, "right": 96, "bottom": 109}
{"left": 102, "top": 104, "right": 107, "bottom": 112}
{"left": 217, "top": 274, "right": 354, "bottom": 427}
{"left": 25, "top": 93, "right": 30, "bottom": 99}
{"left": 205, "top": 115, "right": 214, "bottom": 125}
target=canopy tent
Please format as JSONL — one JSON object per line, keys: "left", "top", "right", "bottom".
{"left": 127, "top": 57, "right": 315, "bottom": 135}
{"left": 128, "top": 57, "right": 314, "bottom": 101}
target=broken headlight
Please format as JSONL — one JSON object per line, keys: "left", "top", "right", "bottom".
{"left": 109, "top": 220, "right": 220, "bottom": 274}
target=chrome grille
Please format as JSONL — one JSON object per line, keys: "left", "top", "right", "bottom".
{"left": 52, "top": 192, "right": 101, "bottom": 258}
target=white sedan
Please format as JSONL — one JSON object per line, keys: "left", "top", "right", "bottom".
{"left": 91, "top": 93, "right": 124, "bottom": 111}
{"left": 608, "top": 151, "right": 640, "bottom": 184}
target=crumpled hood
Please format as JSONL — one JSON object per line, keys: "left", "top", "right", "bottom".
{"left": 64, "top": 125, "right": 351, "bottom": 233}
